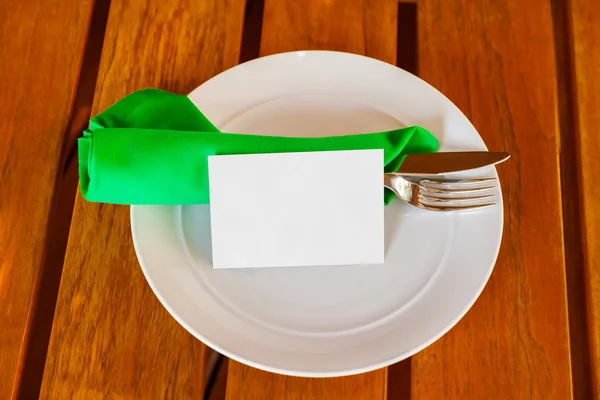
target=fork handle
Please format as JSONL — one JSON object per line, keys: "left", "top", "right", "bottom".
{"left": 383, "top": 173, "right": 394, "bottom": 189}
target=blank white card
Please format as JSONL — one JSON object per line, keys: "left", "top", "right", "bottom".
{"left": 208, "top": 149, "right": 384, "bottom": 269}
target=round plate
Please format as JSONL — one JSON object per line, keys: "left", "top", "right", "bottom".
{"left": 131, "top": 51, "right": 503, "bottom": 377}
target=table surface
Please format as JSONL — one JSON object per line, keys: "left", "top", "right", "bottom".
{"left": 1, "top": 0, "right": 598, "bottom": 399}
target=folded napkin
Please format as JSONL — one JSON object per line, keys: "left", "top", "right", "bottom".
{"left": 79, "top": 89, "right": 439, "bottom": 205}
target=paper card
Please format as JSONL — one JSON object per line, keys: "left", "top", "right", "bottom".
{"left": 208, "top": 149, "right": 384, "bottom": 269}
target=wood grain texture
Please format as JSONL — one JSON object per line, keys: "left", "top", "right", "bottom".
{"left": 412, "top": 0, "right": 572, "bottom": 398}
{"left": 39, "top": 0, "right": 246, "bottom": 398}
{"left": 226, "top": 361, "right": 387, "bottom": 400}
{"left": 259, "top": 0, "right": 397, "bottom": 64}
{"left": 225, "top": 1, "right": 396, "bottom": 398}
{"left": 0, "top": 0, "right": 92, "bottom": 397}
{"left": 569, "top": 0, "right": 600, "bottom": 397}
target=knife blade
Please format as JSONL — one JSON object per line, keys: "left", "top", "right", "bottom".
{"left": 395, "top": 151, "right": 510, "bottom": 176}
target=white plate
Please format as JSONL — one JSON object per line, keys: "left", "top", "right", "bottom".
{"left": 131, "top": 51, "right": 503, "bottom": 377}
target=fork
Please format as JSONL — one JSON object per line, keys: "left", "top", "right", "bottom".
{"left": 384, "top": 174, "right": 497, "bottom": 211}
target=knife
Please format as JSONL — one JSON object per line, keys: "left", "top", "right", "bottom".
{"left": 395, "top": 151, "right": 510, "bottom": 176}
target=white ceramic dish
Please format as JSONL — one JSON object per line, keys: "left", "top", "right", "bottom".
{"left": 131, "top": 51, "right": 503, "bottom": 377}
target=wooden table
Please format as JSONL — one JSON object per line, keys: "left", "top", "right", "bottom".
{"left": 1, "top": 0, "right": 598, "bottom": 398}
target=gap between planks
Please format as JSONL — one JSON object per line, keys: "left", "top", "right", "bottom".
{"left": 550, "top": 0, "right": 594, "bottom": 398}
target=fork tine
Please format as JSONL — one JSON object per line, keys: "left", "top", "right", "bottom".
{"left": 419, "top": 193, "right": 494, "bottom": 202}
{"left": 387, "top": 173, "right": 499, "bottom": 211}
{"left": 422, "top": 186, "right": 496, "bottom": 194}
{"left": 417, "top": 202, "right": 496, "bottom": 211}
{"left": 420, "top": 177, "right": 497, "bottom": 186}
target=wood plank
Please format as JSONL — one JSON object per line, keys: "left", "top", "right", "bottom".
{"left": 569, "top": 0, "right": 600, "bottom": 397}
{"left": 226, "top": 361, "right": 387, "bottom": 400}
{"left": 412, "top": 0, "right": 572, "bottom": 398}
{"left": 39, "top": 0, "right": 246, "bottom": 398}
{"left": 226, "top": 0, "right": 396, "bottom": 398}
{"left": 0, "top": 1, "right": 93, "bottom": 398}
{"left": 259, "top": 0, "right": 397, "bottom": 64}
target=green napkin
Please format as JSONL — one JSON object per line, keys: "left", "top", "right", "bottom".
{"left": 79, "top": 89, "right": 439, "bottom": 205}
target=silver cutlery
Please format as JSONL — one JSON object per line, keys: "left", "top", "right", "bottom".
{"left": 396, "top": 151, "right": 510, "bottom": 176}
{"left": 384, "top": 174, "right": 497, "bottom": 211}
